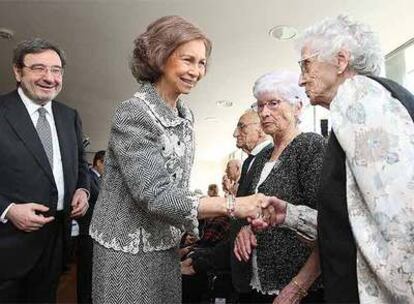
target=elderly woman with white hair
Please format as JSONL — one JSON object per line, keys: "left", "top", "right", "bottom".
{"left": 256, "top": 15, "right": 414, "bottom": 303}
{"left": 233, "top": 70, "right": 326, "bottom": 303}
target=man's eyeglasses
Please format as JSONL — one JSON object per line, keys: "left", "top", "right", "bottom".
{"left": 251, "top": 99, "right": 283, "bottom": 112}
{"left": 236, "top": 122, "right": 259, "bottom": 131}
{"left": 22, "top": 64, "right": 64, "bottom": 77}
{"left": 298, "top": 52, "right": 319, "bottom": 75}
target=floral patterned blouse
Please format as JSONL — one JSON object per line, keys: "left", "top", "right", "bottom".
{"left": 331, "top": 75, "right": 414, "bottom": 303}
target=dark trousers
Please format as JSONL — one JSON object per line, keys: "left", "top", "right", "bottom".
{"left": 0, "top": 213, "right": 64, "bottom": 303}
{"left": 77, "top": 234, "right": 94, "bottom": 304}
{"left": 182, "top": 273, "right": 209, "bottom": 303}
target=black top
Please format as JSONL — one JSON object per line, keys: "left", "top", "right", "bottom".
{"left": 233, "top": 132, "right": 326, "bottom": 292}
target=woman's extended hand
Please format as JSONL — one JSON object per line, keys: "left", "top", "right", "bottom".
{"left": 234, "top": 225, "right": 257, "bottom": 262}
{"left": 233, "top": 193, "right": 266, "bottom": 219}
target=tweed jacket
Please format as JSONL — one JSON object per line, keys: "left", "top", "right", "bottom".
{"left": 232, "top": 132, "right": 326, "bottom": 293}
{"left": 90, "top": 82, "right": 199, "bottom": 254}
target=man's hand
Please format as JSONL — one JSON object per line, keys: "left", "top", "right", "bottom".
{"left": 71, "top": 189, "right": 89, "bottom": 218}
{"left": 6, "top": 203, "right": 54, "bottom": 232}
{"left": 234, "top": 225, "right": 257, "bottom": 262}
{"left": 181, "top": 257, "right": 196, "bottom": 275}
{"left": 178, "top": 245, "right": 194, "bottom": 259}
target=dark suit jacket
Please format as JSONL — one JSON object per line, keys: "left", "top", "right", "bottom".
{"left": 236, "top": 143, "right": 273, "bottom": 197}
{"left": 0, "top": 90, "right": 89, "bottom": 280}
{"left": 78, "top": 168, "right": 100, "bottom": 236}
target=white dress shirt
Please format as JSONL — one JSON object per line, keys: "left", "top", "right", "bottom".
{"left": 247, "top": 139, "right": 272, "bottom": 172}
{"left": 0, "top": 88, "right": 65, "bottom": 223}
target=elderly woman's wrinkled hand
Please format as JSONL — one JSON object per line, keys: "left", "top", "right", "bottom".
{"left": 234, "top": 225, "right": 257, "bottom": 262}
{"left": 248, "top": 196, "right": 288, "bottom": 230}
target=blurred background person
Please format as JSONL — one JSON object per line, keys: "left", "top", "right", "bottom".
{"left": 77, "top": 150, "right": 105, "bottom": 304}
{"left": 182, "top": 181, "right": 231, "bottom": 303}
{"left": 233, "top": 71, "right": 326, "bottom": 303}
{"left": 207, "top": 183, "right": 219, "bottom": 197}
{"left": 223, "top": 159, "right": 241, "bottom": 195}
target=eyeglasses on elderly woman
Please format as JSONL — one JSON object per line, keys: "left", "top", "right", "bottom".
{"left": 298, "top": 52, "right": 319, "bottom": 75}
{"left": 251, "top": 98, "right": 293, "bottom": 112}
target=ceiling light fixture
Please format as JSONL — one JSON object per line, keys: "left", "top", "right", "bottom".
{"left": 216, "top": 100, "right": 233, "bottom": 107}
{"left": 269, "top": 25, "right": 297, "bottom": 40}
{"left": 0, "top": 28, "right": 14, "bottom": 40}
{"left": 204, "top": 116, "right": 218, "bottom": 122}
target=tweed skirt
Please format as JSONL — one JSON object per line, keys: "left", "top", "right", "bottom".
{"left": 92, "top": 242, "right": 181, "bottom": 304}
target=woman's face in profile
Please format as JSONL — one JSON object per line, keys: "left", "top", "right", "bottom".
{"left": 160, "top": 39, "right": 207, "bottom": 96}
{"left": 298, "top": 45, "right": 339, "bottom": 108}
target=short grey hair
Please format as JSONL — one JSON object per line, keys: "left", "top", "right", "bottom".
{"left": 296, "top": 15, "right": 383, "bottom": 76}
{"left": 253, "top": 70, "right": 308, "bottom": 106}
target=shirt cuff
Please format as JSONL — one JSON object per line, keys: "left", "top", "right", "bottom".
{"left": 78, "top": 188, "right": 90, "bottom": 200}
{"left": 283, "top": 203, "right": 300, "bottom": 230}
{"left": 0, "top": 203, "right": 14, "bottom": 224}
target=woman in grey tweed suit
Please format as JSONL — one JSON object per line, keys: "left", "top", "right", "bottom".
{"left": 89, "top": 16, "right": 267, "bottom": 304}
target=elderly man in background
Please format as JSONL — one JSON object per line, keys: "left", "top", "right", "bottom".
{"left": 0, "top": 38, "right": 89, "bottom": 303}
{"left": 233, "top": 110, "right": 273, "bottom": 197}
{"left": 256, "top": 15, "right": 414, "bottom": 303}
{"left": 181, "top": 110, "right": 272, "bottom": 299}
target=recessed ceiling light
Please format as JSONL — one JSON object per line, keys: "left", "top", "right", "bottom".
{"left": 0, "top": 28, "right": 14, "bottom": 40}
{"left": 204, "top": 116, "right": 218, "bottom": 122}
{"left": 269, "top": 25, "right": 297, "bottom": 40}
{"left": 216, "top": 100, "right": 233, "bottom": 107}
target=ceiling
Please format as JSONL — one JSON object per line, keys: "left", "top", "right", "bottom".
{"left": 1, "top": 0, "right": 414, "bottom": 188}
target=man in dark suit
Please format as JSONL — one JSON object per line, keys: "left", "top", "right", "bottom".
{"left": 0, "top": 38, "right": 90, "bottom": 303}
{"left": 181, "top": 110, "right": 272, "bottom": 299}
{"left": 77, "top": 150, "right": 105, "bottom": 304}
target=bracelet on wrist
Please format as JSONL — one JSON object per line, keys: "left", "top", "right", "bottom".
{"left": 226, "top": 194, "right": 236, "bottom": 218}
{"left": 292, "top": 278, "right": 308, "bottom": 298}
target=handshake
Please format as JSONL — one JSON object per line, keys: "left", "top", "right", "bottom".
{"left": 233, "top": 194, "right": 289, "bottom": 229}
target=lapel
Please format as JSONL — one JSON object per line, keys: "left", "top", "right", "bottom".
{"left": 244, "top": 144, "right": 274, "bottom": 195}
{"left": 90, "top": 169, "right": 99, "bottom": 187}
{"left": 52, "top": 102, "right": 72, "bottom": 201}
{"left": 134, "top": 81, "right": 194, "bottom": 127}
{"left": 4, "top": 91, "right": 55, "bottom": 183}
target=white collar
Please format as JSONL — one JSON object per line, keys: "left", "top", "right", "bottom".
{"left": 18, "top": 87, "right": 53, "bottom": 116}
{"left": 250, "top": 139, "right": 272, "bottom": 156}
{"left": 91, "top": 167, "right": 101, "bottom": 178}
